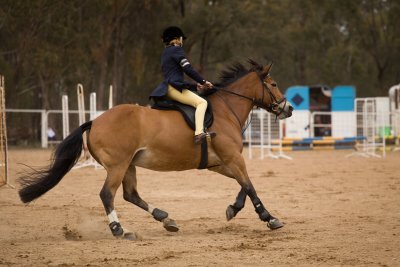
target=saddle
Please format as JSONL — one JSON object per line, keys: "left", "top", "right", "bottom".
{"left": 151, "top": 97, "right": 214, "bottom": 131}
{"left": 151, "top": 95, "right": 214, "bottom": 170}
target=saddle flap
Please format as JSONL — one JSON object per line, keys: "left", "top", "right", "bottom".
{"left": 151, "top": 98, "right": 213, "bottom": 131}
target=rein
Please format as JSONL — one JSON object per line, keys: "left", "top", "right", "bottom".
{"left": 214, "top": 77, "right": 287, "bottom": 132}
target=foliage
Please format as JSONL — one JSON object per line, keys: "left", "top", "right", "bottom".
{"left": 0, "top": 0, "right": 399, "bottom": 110}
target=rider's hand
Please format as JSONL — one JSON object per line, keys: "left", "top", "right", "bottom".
{"left": 197, "top": 83, "right": 205, "bottom": 92}
{"left": 204, "top": 81, "right": 213, "bottom": 89}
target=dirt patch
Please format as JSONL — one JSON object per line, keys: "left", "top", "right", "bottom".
{"left": 1, "top": 148, "right": 399, "bottom": 266}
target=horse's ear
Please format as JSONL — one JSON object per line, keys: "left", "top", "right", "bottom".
{"left": 262, "top": 62, "right": 273, "bottom": 77}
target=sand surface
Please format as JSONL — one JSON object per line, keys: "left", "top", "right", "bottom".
{"left": 1, "top": 148, "right": 399, "bottom": 266}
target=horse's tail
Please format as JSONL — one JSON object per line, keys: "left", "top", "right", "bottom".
{"left": 18, "top": 121, "right": 93, "bottom": 203}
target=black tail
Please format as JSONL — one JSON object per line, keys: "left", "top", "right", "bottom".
{"left": 18, "top": 121, "right": 93, "bottom": 203}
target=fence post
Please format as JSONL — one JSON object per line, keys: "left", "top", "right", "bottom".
{"left": 90, "top": 92, "right": 97, "bottom": 120}
{"left": 109, "top": 85, "right": 113, "bottom": 109}
{"left": 41, "top": 110, "right": 48, "bottom": 148}
{"left": 62, "top": 95, "right": 69, "bottom": 139}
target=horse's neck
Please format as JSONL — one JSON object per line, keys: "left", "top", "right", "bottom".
{"left": 210, "top": 78, "right": 255, "bottom": 131}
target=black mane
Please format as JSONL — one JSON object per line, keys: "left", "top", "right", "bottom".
{"left": 218, "top": 59, "right": 264, "bottom": 87}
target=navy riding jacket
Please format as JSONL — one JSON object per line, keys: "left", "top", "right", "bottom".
{"left": 150, "top": 45, "right": 205, "bottom": 98}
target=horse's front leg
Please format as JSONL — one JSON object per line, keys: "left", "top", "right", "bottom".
{"left": 224, "top": 154, "right": 284, "bottom": 230}
{"left": 226, "top": 188, "right": 247, "bottom": 221}
{"left": 208, "top": 165, "right": 247, "bottom": 220}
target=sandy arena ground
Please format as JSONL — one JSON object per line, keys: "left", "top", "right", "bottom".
{"left": 0, "top": 148, "right": 399, "bottom": 266}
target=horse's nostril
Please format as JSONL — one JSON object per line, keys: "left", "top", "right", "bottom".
{"left": 289, "top": 105, "right": 293, "bottom": 111}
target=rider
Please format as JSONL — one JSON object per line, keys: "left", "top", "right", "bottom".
{"left": 150, "top": 26, "right": 216, "bottom": 144}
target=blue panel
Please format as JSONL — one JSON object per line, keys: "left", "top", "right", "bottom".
{"left": 293, "top": 140, "right": 312, "bottom": 145}
{"left": 285, "top": 86, "right": 309, "bottom": 110}
{"left": 335, "top": 140, "right": 355, "bottom": 145}
{"left": 292, "top": 146, "right": 312, "bottom": 151}
{"left": 344, "top": 136, "right": 366, "bottom": 141}
{"left": 304, "top": 137, "right": 323, "bottom": 141}
{"left": 332, "top": 86, "right": 355, "bottom": 111}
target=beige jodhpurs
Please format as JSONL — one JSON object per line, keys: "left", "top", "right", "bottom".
{"left": 167, "top": 85, "right": 207, "bottom": 135}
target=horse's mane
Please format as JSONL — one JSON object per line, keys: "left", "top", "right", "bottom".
{"left": 218, "top": 59, "right": 264, "bottom": 87}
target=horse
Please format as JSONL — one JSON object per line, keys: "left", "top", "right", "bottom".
{"left": 18, "top": 60, "right": 293, "bottom": 240}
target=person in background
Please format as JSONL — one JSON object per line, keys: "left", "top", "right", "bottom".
{"left": 47, "top": 127, "right": 56, "bottom": 141}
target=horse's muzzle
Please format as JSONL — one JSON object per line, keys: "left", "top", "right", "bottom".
{"left": 277, "top": 102, "right": 293, "bottom": 120}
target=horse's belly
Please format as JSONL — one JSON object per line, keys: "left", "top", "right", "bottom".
{"left": 132, "top": 145, "right": 221, "bottom": 172}
{"left": 132, "top": 148, "right": 199, "bottom": 171}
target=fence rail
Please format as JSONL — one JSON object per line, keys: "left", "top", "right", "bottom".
{"left": 5, "top": 107, "right": 400, "bottom": 156}
{"left": 5, "top": 109, "right": 99, "bottom": 148}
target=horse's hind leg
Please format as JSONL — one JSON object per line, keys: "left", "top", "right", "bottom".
{"left": 122, "top": 165, "right": 179, "bottom": 232}
{"left": 100, "top": 162, "right": 136, "bottom": 240}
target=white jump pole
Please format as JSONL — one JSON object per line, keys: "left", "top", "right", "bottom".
{"left": 77, "top": 83, "right": 88, "bottom": 149}
{"left": 77, "top": 84, "right": 86, "bottom": 125}
{"left": 260, "top": 110, "right": 264, "bottom": 159}
{"left": 73, "top": 85, "right": 102, "bottom": 170}
{"left": 90, "top": 92, "right": 97, "bottom": 120}
{"left": 277, "top": 120, "right": 292, "bottom": 160}
{"left": 74, "top": 84, "right": 92, "bottom": 169}
{"left": 109, "top": 85, "right": 113, "bottom": 109}
{"left": 89, "top": 92, "right": 102, "bottom": 169}
{"left": 62, "top": 95, "right": 69, "bottom": 139}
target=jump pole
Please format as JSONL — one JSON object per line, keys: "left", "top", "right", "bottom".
{"left": 90, "top": 92, "right": 97, "bottom": 120}
{"left": 62, "top": 95, "right": 69, "bottom": 139}
{"left": 109, "top": 85, "right": 113, "bottom": 109}
{"left": 73, "top": 84, "right": 98, "bottom": 169}
{"left": 246, "top": 109, "right": 291, "bottom": 160}
{"left": 347, "top": 98, "right": 385, "bottom": 158}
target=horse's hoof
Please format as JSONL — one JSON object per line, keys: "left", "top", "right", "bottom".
{"left": 115, "top": 228, "right": 142, "bottom": 241}
{"left": 122, "top": 231, "right": 142, "bottom": 241}
{"left": 267, "top": 218, "right": 284, "bottom": 230}
{"left": 226, "top": 205, "right": 237, "bottom": 221}
{"left": 163, "top": 218, "right": 179, "bottom": 232}
{"left": 123, "top": 232, "right": 136, "bottom": 240}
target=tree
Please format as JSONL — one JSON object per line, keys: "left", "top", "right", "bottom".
{"left": 1, "top": 0, "right": 399, "bottom": 114}
{"left": 335, "top": 0, "right": 400, "bottom": 95}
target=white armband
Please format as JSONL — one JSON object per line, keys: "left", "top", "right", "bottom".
{"left": 179, "top": 58, "right": 190, "bottom": 67}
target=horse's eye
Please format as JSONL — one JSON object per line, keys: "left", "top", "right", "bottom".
{"left": 271, "top": 83, "right": 277, "bottom": 87}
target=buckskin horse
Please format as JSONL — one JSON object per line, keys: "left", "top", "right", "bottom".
{"left": 19, "top": 60, "right": 293, "bottom": 240}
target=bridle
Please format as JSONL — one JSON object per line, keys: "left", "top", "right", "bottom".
{"left": 215, "top": 74, "right": 287, "bottom": 132}
{"left": 255, "top": 78, "right": 287, "bottom": 116}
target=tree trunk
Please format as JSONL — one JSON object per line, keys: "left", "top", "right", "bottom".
{"left": 199, "top": 31, "right": 208, "bottom": 74}
{"left": 38, "top": 71, "right": 50, "bottom": 110}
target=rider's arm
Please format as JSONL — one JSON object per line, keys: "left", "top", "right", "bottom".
{"left": 172, "top": 46, "right": 206, "bottom": 85}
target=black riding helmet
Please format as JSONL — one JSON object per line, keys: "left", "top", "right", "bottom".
{"left": 162, "top": 26, "right": 187, "bottom": 44}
